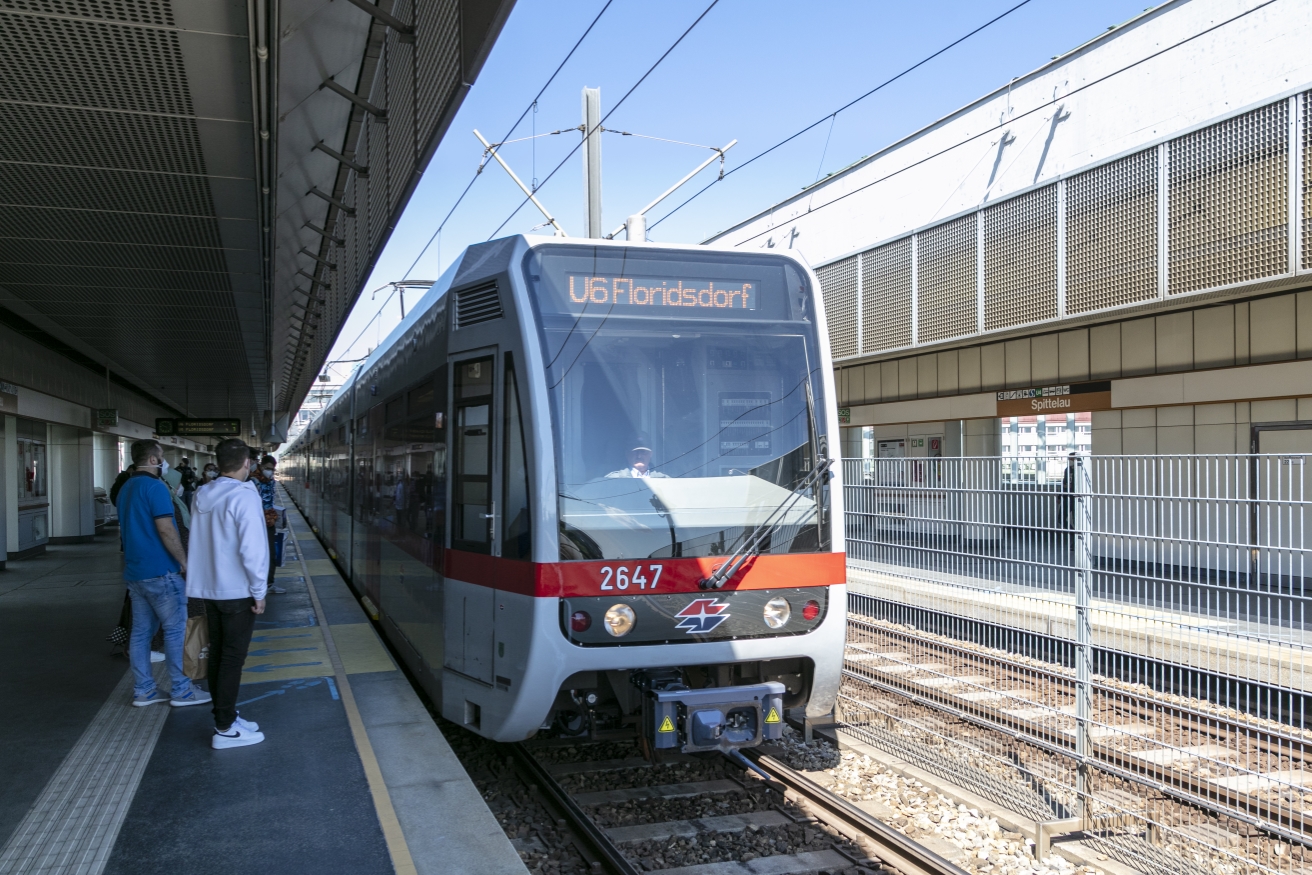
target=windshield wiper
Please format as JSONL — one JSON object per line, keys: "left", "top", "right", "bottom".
{"left": 698, "top": 457, "right": 832, "bottom": 590}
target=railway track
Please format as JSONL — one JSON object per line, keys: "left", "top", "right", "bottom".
{"left": 505, "top": 739, "right": 971, "bottom": 875}
{"left": 839, "top": 612, "right": 1312, "bottom": 875}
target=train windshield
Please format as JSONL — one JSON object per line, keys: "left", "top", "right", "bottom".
{"left": 524, "top": 245, "right": 831, "bottom": 561}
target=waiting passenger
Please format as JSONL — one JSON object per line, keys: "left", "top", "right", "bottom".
{"left": 249, "top": 456, "right": 286, "bottom": 595}
{"left": 606, "top": 439, "right": 669, "bottom": 479}
{"left": 118, "top": 439, "right": 211, "bottom": 710}
{"left": 188, "top": 438, "right": 268, "bottom": 749}
{"left": 177, "top": 457, "right": 197, "bottom": 507}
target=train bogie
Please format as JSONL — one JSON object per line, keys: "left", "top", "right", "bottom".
{"left": 281, "top": 235, "right": 845, "bottom": 752}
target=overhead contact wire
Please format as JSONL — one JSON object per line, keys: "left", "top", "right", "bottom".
{"left": 486, "top": 0, "right": 723, "bottom": 240}
{"left": 402, "top": 0, "right": 617, "bottom": 278}
{"left": 647, "top": 0, "right": 1038, "bottom": 231}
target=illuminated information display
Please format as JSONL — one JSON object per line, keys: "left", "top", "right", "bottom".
{"left": 566, "top": 274, "right": 756, "bottom": 312}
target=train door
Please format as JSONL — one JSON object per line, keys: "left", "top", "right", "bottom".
{"left": 444, "top": 353, "right": 498, "bottom": 685}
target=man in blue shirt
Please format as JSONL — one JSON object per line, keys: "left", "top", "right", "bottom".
{"left": 118, "top": 439, "right": 212, "bottom": 708}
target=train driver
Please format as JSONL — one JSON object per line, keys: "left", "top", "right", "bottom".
{"left": 605, "top": 436, "right": 670, "bottom": 479}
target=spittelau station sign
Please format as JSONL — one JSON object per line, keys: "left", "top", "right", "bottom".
{"left": 156, "top": 418, "right": 242, "bottom": 437}
{"left": 996, "top": 381, "right": 1111, "bottom": 417}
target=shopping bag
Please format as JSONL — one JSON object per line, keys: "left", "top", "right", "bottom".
{"left": 274, "top": 530, "right": 286, "bottom": 567}
{"left": 183, "top": 615, "right": 209, "bottom": 680}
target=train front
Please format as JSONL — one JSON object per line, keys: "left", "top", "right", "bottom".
{"left": 504, "top": 241, "right": 845, "bottom": 753}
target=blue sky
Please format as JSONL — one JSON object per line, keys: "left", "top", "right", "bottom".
{"left": 321, "top": 0, "right": 1154, "bottom": 376}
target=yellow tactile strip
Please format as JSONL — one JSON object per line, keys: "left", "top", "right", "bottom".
{"left": 332, "top": 624, "right": 397, "bottom": 675}
{"left": 240, "top": 626, "right": 330, "bottom": 684}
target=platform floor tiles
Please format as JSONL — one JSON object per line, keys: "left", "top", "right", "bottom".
{"left": 0, "top": 510, "right": 525, "bottom": 875}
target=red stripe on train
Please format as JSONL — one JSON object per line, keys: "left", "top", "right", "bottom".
{"left": 444, "top": 551, "right": 846, "bottom": 598}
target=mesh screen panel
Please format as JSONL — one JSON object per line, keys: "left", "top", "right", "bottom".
{"left": 917, "top": 214, "right": 978, "bottom": 343}
{"left": 1168, "top": 102, "right": 1288, "bottom": 295}
{"left": 984, "top": 184, "right": 1058, "bottom": 330}
{"left": 386, "top": 14, "right": 418, "bottom": 193}
{"left": 1304, "top": 91, "right": 1312, "bottom": 271}
{"left": 1066, "top": 149, "right": 1158, "bottom": 313}
{"left": 815, "top": 256, "right": 859, "bottom": 359}
{"left": 367, "top": 113, "right": 389, "bottom": 251}
{"left": 415, "top": 0, "right": 461, "bottom": 139}
{"left": 861, "top": 238, "right": 912, "bottom": 352}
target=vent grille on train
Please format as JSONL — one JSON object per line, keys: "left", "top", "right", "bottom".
{"left": 454, "top": 281, "right": 503, "bottom": 328}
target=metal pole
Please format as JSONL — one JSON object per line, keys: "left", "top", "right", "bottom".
{"left": 582, "top": 87, "right": 603, "bottom": 238}
{"left": 473, "top": 130, "right": 566, "bottom": 236}
{"left": 1073, "top": 453, "right": 1092, "bottom": 823}
{"left": 604, "top": 140, "right": 738, "bottom": 240}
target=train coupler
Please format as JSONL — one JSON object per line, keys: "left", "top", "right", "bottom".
{"left": 638, "top": 678, "right": 785, "bottom": 754}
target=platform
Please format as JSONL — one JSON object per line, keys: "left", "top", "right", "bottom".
{"left": 0, "top": 501, "right": 526, "bottom": 875}
{"left": 847, "top": 560, "right": 1312, "bottom": 693}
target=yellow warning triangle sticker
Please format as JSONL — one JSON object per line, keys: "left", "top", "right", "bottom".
{"left": 764, "top": 706, "right": 781, "bottom": 724}
{"left": 658, "top": 716, "right": 675, "bottom": 733}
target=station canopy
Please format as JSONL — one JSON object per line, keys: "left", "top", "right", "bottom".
{"left": 0, "top": 0, "right": 514, "bottom": 442}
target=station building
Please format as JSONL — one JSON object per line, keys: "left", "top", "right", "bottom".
{"left": 706, "top": 0, "right": 1312, "bottom": 468}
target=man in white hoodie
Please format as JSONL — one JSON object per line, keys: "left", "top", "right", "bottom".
{"left": 188, "top": 438, "right": 269, "bottom": 749}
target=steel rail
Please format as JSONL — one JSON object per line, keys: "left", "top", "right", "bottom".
{"left": 506, "top": 743, "right": 640, "bottom": 875}
{"left": 742, "top": 749, "right": 971, "bottom": 875}
{"left": 839, "top": 634, "right": 1312, "bottom": 849}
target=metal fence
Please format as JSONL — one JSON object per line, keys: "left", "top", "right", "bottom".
{"left": 840, "top": 454, "right": 1312, "bottom": 875}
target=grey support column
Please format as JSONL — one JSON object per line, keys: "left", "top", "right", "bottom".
{"left": 49, "top": 424, "right": 95, "bottom": 545}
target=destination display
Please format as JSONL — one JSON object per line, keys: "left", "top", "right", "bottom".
{"left": 565, "top": 274, "right": 757, "bottom": 313}
{"left": 156, "top": 418, "right": 242, "bottom": 437}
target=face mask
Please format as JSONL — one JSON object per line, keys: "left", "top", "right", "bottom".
{"left": 262, "top": 466, "right": 275, "bottom": 474}
{"left": 158, "top": 459, "right": 170, "bottom": 477}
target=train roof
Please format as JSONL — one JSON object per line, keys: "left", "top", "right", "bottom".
{"left": 282, "top": 235, "right": 818, "bottom": 454}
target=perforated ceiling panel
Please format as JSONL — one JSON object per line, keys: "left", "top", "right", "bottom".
{"left": 917, "top": 213, "right": 977, "bottom": 343}
{"left": 861, "top": 238, "right": 911, "bottom": 353}
{"left": 984, "top": 184, "right": 1058, "bottom": 330}
{"left": 815, "top": 256, "right": 858, "bottom": 359}
{"left": 1169, "top": 102, "right": 1288, "bottom": 295}
{"left": 0, "top": 0, "right": 511, "bottom": 435}
{"left": 0, "top": 0, "right": 255, "bottom": 421}
{"left": 1066, "top": 149, "right": 1158, "bottom": 314}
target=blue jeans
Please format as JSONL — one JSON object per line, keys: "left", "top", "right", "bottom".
{"left": 127, "top": 572, "right": 189, "bottom": 697}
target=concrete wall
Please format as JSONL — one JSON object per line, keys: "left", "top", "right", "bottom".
{"left": 1092, "top": 399, "right": 1312, "bottom": 455}
{"left": 836, "top": 289, "right": 1312, "bottom": 406}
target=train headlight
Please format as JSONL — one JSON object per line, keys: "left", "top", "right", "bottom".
{"left": 604, "top": 604, "right": 636, "bottom": 637}
{"left": 802, "top": 599, "right": 821, "bottom": 621}
{"left": 762, "top": 597, "right": 791, "bottom": 629}
{"left": 570, "top": 611, "right": 592, "bottom": 632}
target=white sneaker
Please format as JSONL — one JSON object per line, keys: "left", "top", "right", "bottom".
{"left": 150, "top": 651, "right": 165, "bottom": 663}
{"left": 233, "top": 713, "right": 259, "bottom": 732}
{"left": 212, "top": 726, "right": 265, "bottom": 749}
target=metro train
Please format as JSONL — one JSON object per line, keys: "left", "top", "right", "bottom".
{"left": 280, "top": 235, "right": 846, "bottom": 753}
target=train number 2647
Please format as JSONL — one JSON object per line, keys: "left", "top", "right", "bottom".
{"left": 599, "top": 564, "right": 664, "bottom": 592}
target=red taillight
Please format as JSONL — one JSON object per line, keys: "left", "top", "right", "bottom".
{"left": 570, "top": 611, "right": 592, "bottom": 632}
{"left": 802, "top": 600, "right": 821, "bottom": 621}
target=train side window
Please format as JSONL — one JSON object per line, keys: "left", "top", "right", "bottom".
{"left": 385, "top": 397, "right": 405, "bottom": 423}
{"left": 502, "top": 353, "right": 531, "bottom": 560}
{"left": 452, "top": 356, "right": 494, "bottom": 553}
{"left": 408, "top": 380, "right": 435, "bottom": 414}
